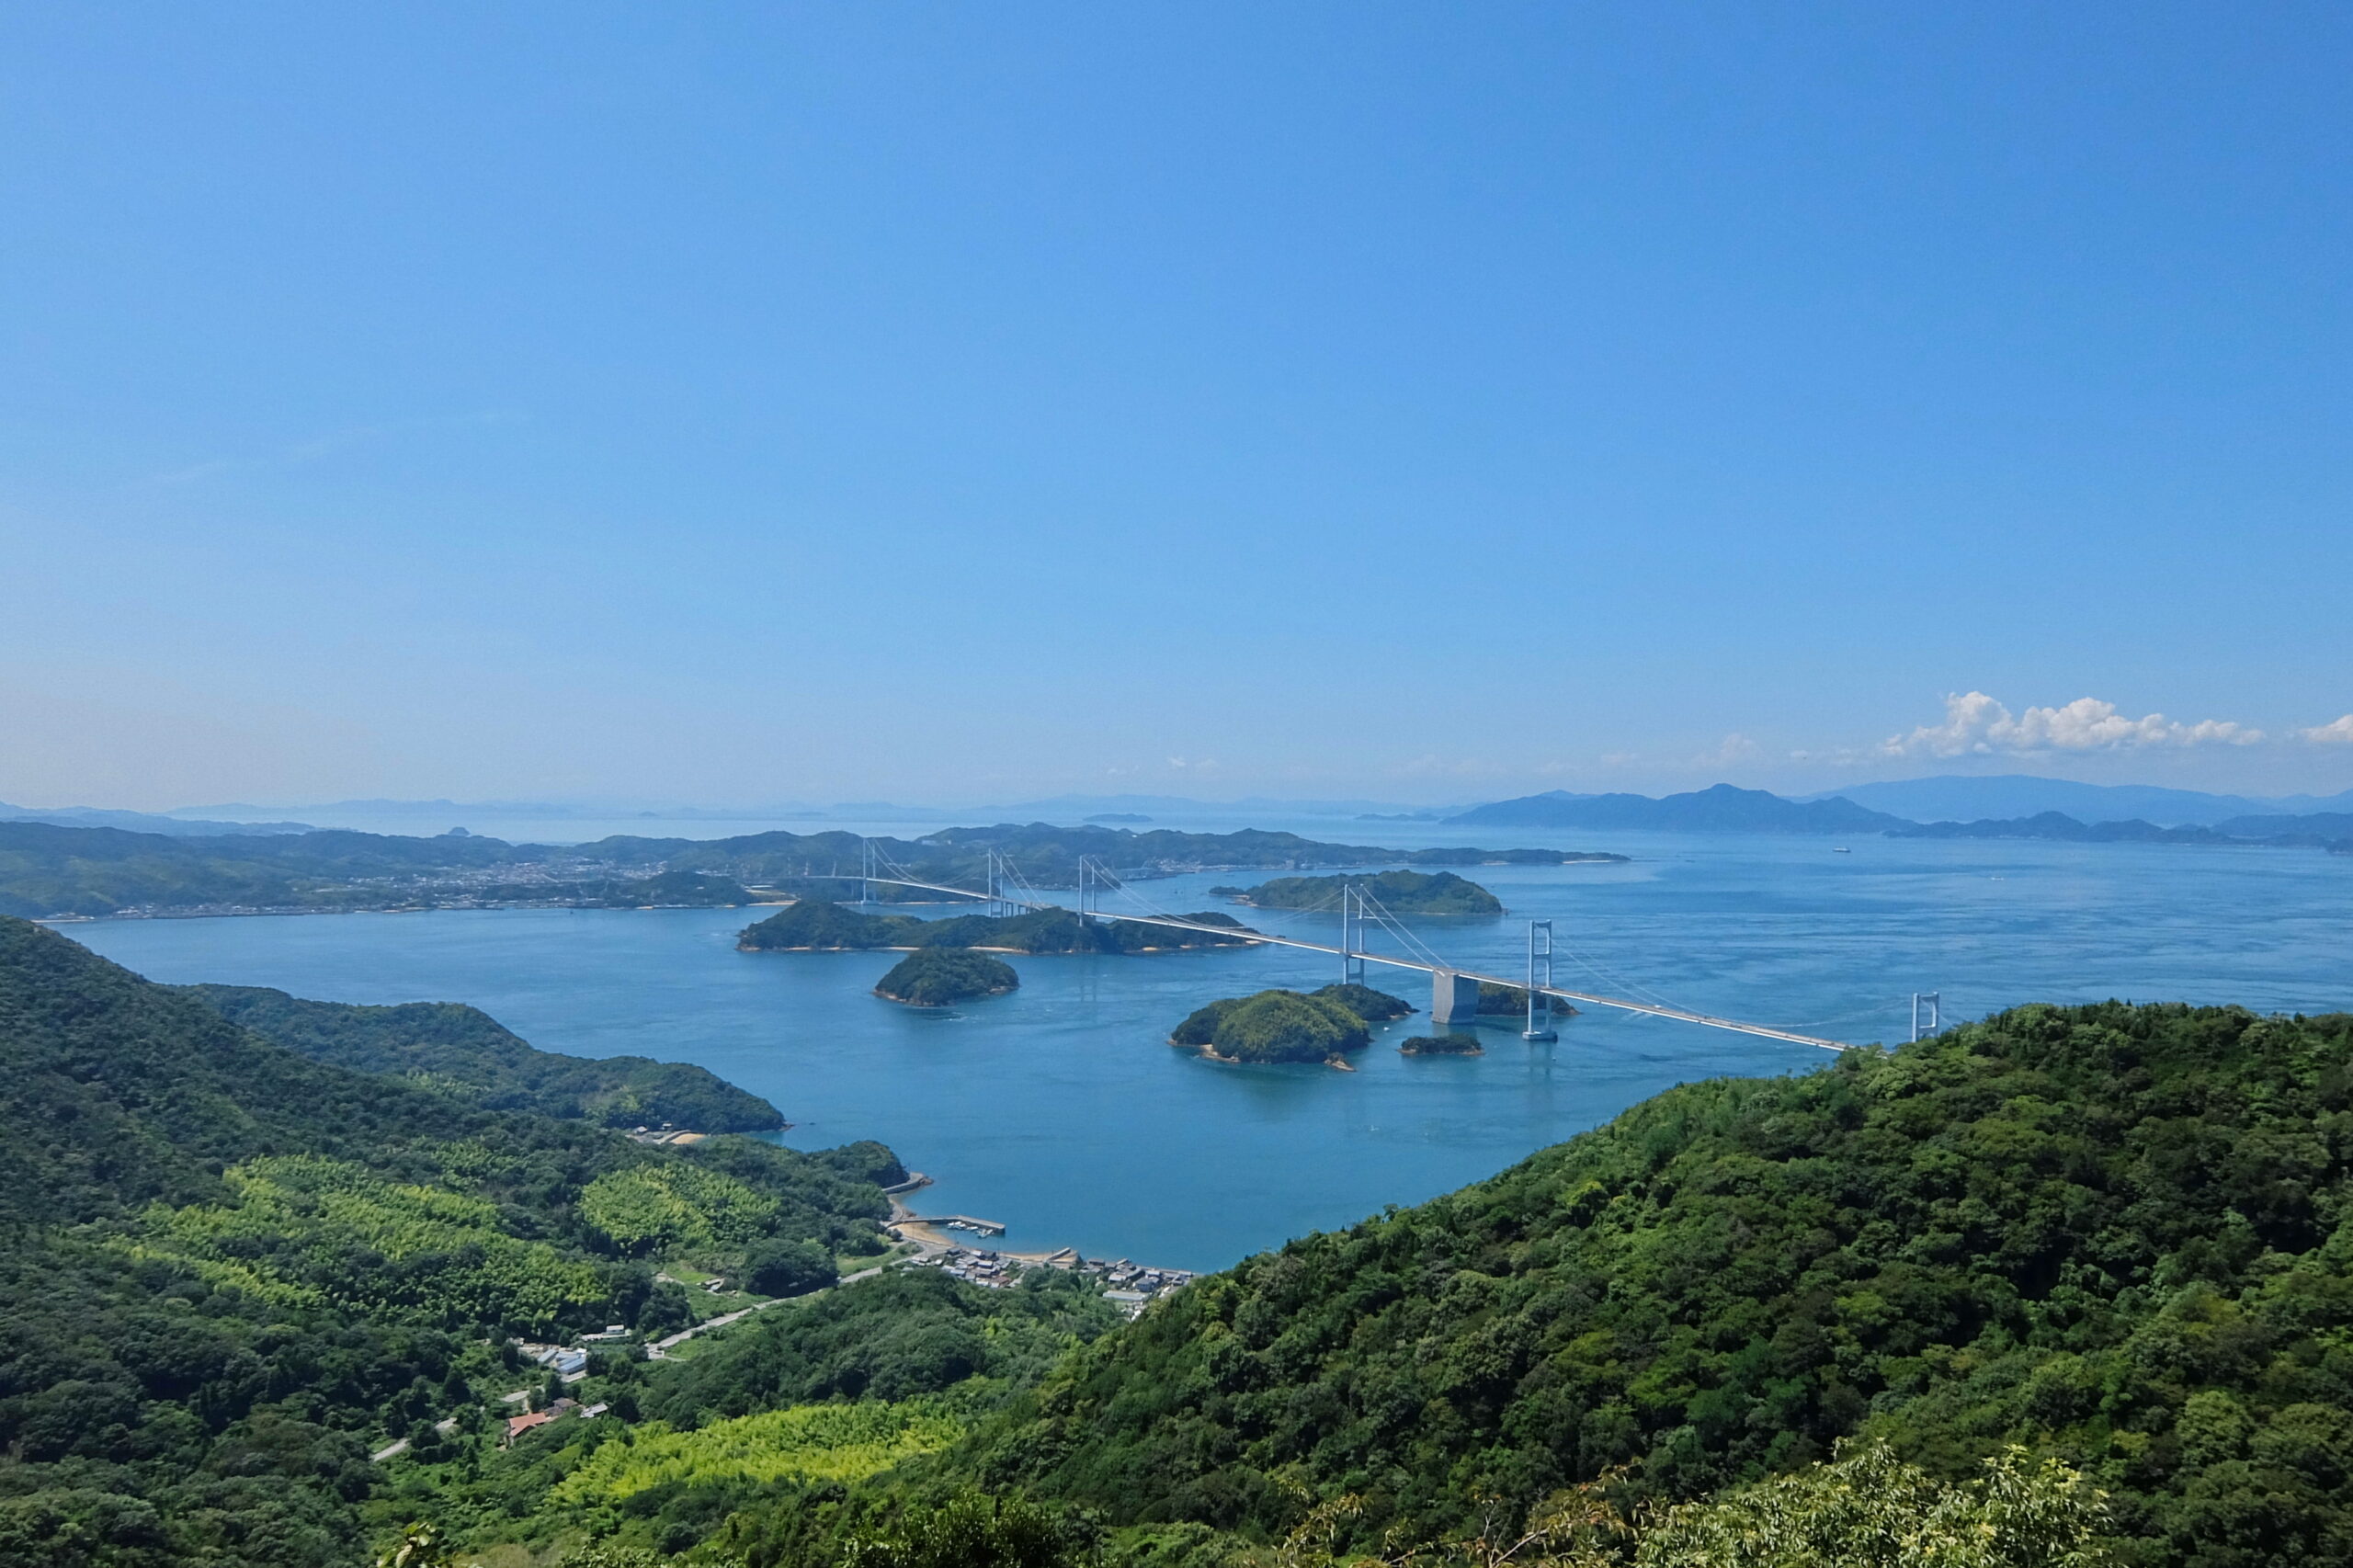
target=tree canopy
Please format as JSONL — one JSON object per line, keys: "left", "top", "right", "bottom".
{"left": 967, "top": 1001, "right": 2353, "bottom": 1568}
{"left": 876, "top": 949, "right": 1020, "bottom": 1007}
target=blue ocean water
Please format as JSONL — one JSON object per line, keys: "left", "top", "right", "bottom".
{"left": 63, "top": 828, "right": 2353, "bottom": 1273}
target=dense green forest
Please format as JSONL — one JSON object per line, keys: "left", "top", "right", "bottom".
{"left": 183, "top": 985, "right": 785, "bottom": 1131}
{"left": 0, "top": 916, "right": 897, "bottom": 1567}
{"left": 738, "top": 903, "right": 1254, "bottom": 956}
{"left": 1169, "top": 990, "right": 1377, "bottom": 1065}
{"left": 961, "top": 1001, "right": 2353, "bottom": 1567}
{"left": 0, "top": 820, "right": 1590, "bottom": 919}
{"left": 874, "top": 950, "right": 1020, "bottom": 1007}
{"left": 1233, "top": 871, "right": 1503, "bottom": 915}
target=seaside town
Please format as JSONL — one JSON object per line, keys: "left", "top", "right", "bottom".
{"left": 435, "top": 1232, "right": 1197, "bottom": 1459}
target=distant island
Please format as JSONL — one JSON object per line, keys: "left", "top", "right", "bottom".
{"left": 1084, "top": 812, "right": 1153, "bottom": 824}
{"left": 874, "top": 948, "right": 1019, "bottom": 1006}
{"left": 738, "top": 902, "right": 1258, "bottom": 954}
{"left": 1399, "top": 1033, "right": 1483, "bottom": 1056}
{"left": 1888, "top": 811, "right": 2353, "bottom": 852}
{"left": 1449, "top": 783, "right": 1904, "bottom": 835}
{"left": 1232, "top": 869, "right": 1503, "bottom": 915}
{"left": 1170, "top": 983, "right": 1410, "bottom": 1066}
{"left": 16, "top": 787, "right": 2352, "bottom": 920}
{"left": 0, "top": 818, "right": 1611, "bottom": 920}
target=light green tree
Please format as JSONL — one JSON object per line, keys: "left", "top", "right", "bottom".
{"left": 1636, "top": 1441, "right": 2110, "bottom": 1568}
{"left": 1271, "top": 1442, "right": 2109, "bottom": 1568}
{"left": 373, "top": 1524, "right": 453, "bottom": 1568}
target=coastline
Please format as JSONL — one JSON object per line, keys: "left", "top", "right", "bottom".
{"left": 884, "top": 1187, "right": 1195, "bottom": 1280}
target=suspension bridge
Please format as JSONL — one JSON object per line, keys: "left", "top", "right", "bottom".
{"left": 821, "top": 842, "right": 1868, "bottom": 1053}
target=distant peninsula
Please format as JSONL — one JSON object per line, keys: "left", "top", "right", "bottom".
{"left": 738, "top": 902, "right": 1257, "bottom": 954}
{"left": 1232, "top": 869, "right": 1502, "bottom": 915}
{"left": 183, "top": 983, "right": 787, "bottom": 1131}
{"left": 0, "top": 818, "right": 1608, "bottom": 920}
{"left": 1170, "top": 983, "right": 1410, "bottom": 1067}
{"left": 874, "top": 948, "right": 1019, "bottom": 1007}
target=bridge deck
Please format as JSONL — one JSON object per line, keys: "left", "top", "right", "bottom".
{"left": 851, "top": 875, "right": 1849, "bottom": 1051}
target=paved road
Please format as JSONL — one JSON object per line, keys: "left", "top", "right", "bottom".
{"left": 645, "top": 1265, "right": 886, "bottom": 1359}
{"left": 370, "top": 1416, "right": 460, "bottom": 1463}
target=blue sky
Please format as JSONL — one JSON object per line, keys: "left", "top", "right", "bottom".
{"left": 5, "top": 4, "right": 2350, "bottom": 809}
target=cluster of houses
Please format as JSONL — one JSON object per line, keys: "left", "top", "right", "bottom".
{"left": 627, "top": 1123, "right": 700, "bottom": 1145}
{"left": 499, "top": 1332, "right": 626, "bottom": 1446}
{"left": 908, "top": 1245, "right": 1193, "bottom": 1316}
{"left": 1080, "top": 1256, "right": 1194, "bottom": 1317}
{"left": 915, "top": 1246, "right": 1021, "bottom": 1288}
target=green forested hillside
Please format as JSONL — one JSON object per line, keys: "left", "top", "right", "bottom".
{"left": 0, "top": 916, "right": 896, "bottom": 1568}
{"left": 184, "top": 984, "right": 784, "bottom": 1131}
{"left": 965, "top": 1002, "right": 2353, "bottom": 1568}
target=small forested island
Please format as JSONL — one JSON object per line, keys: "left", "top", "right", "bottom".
{"left": 1399, "top": 1032, "right": 1483, "bottom": 1055}
{"left": 738, "top": 900, "right": 1256, "bottom": 955}
{"left": 1233, "top": 869, "right": 1504, "bottom": 915}
{"left": 1170, "top": 983, "right": 1408, "bottom": 1065}
{"left": 874, "top": 947, "right": 1020, "bottom": 1006}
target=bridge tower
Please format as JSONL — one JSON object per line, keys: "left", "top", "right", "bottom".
{"left": 859, "top": 838, "right": 874, "bottom": 906}
{"left": 1910, "top": 992, "right": 1941, "bottom": 1042}
{"left": 1431, "top": 970, "right": 1480, "bottom": 1025}
{"left": 1338, "top": 882, "right": 1367, "bottom": 986}
{"left": 1523, "top": 919, "right": 1559, "bottom": 1041}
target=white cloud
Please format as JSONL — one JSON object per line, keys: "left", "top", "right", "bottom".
{"left": 1882, "top": 692, "right": 2264, "bottom": 757}
{"left": 1694, "top": 733, "right": 1762, "bottom": 767}
{"left": 2301, "top": 715, "right": 2353, "bottom": 744}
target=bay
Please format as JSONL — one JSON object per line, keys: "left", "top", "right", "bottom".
{"left": 63, "top": 825, "right": 2353, "bottom": 1273}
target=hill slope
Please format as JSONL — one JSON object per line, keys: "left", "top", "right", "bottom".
{"left": 0, "top": 916, "right": 896, "bottom": 1568}
{"left": 181, "top": 983, "right": 785, "bottom": 1131}
{"left": 967, "top": 1001, "right": 2353, "bottom": 1568}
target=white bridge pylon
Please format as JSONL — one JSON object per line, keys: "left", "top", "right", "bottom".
{"left": 847, "top": 868, "right": 1850, "bottom": 1053}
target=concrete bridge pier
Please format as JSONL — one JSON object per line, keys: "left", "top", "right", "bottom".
{"left": 1431, "top": 970, "right": 1481, "bottom": 1026}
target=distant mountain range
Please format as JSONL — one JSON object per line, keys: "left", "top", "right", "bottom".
{"left": 1799, "top": 773, "right": 2353, "bottom": 827}
{"left": 1448, "top": 777, "right": 2353, "bottom": 840}
{"left": 172, "top": 792, "right": 1445, "bottom": 827}
{"left": 0, "top": 801, "right": 312, "bottom": 836}
{"left": 20, "top": 774, "right": 2353, "bottom": 846}
{"left": 1446, "top": 784, "right": 1905, "bottom": 834}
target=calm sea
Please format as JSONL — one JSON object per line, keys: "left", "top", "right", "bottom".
{"left": 64, "top": 824, "right": 2353, "bottom": 1272}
